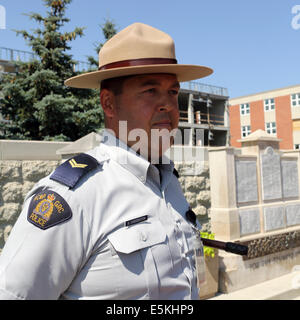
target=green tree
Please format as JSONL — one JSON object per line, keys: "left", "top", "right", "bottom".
{"left": 0, "top": 0, "right": 104, "bottom": 141}
{"left": 87, "top": 19, "right": 118, "bottom": 68}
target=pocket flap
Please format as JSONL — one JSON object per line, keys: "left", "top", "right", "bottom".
{"left": 108, "top": 219, "right": 167, "bottom": 254}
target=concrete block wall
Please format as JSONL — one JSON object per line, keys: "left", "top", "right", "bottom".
{"left": 0, "top": 160, "right": 60, "bottom": 251}
{"left": 175, "top": 162, "right": 211, "bottom": 231}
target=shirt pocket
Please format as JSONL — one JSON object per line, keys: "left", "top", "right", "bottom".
{"left": 108, "top": 219, "right": 166, "bottom": 254}
{"left": 107, "top": 218, "right": 167, "bottom": 299}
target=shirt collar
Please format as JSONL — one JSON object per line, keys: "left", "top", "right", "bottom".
{"left": 98, "top": 129, "right": 174, "bottom": 186}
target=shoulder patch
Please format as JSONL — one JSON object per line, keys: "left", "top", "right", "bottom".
{"left": 50, "top": 153, "right": 99, "bottom": 188}
{"left": 27, "top": 190, "right": 72, "bottom": 230}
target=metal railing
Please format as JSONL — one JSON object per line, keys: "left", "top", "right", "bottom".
{"left": 181, "top": 81, "right": 228, "bottom": 97}
{"left": 0, "top": 47, "right": 92, "bottom": 72}
{"left": 72, "top": 60, "right": 93, "bottom": 72}
{"left": 0, "top": 47, "right": 38, "bottom": 63}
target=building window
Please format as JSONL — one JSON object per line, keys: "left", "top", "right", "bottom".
{"left": 266, "top": 122, "right": 277, "bottom": 135}
{"left": 291, "top": 93, "right": 300, "bottom": 107}
{"left": 240, "top": 103, "right": 250, "bottom": 115}
{"left": 295, "top": 144, "right": 300, "bottom": 150}
{"left": 264, "top": 98, "right": 275, "bottom": 111}
{"left": 241, "top": 125, "right": 251, "bottom": 137}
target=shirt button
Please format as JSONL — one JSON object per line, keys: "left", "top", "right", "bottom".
{"left": 177, "top": 239, "right": 183, "bottom": 247}
{"left": 140, "top": 176, "right": 146, "bottom": 183}
{"left": 141, "top": 232, "right": 147, "bottom": 242}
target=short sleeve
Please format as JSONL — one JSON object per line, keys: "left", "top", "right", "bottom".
{"left": 0, "top": 188, "right": 91, "bottom": 300}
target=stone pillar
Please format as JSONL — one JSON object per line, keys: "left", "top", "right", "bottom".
{"left": 208, "top": 147, "right": 240, "bottom": 240}
{"left": 238, "top": 129, "right": 281, "bottom": 156}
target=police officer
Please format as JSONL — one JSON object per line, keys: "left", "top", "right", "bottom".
{"left": 0, "top": 22, "right": 213, "bottom": 300}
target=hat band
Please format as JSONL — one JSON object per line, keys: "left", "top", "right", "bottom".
{"left": 98, "top": 58, "right": 177, "bottom": 71}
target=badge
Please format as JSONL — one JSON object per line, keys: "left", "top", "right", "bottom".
{"left": 27, "top": 190, "right": 72, "bottom": 230}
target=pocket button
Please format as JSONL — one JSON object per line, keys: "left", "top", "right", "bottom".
{"left": 140, "top": 232, "right": 147, "bottom": 242}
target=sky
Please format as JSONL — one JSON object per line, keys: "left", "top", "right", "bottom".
{"left": 0, "top": 0, "right": 300, "bottom": 98}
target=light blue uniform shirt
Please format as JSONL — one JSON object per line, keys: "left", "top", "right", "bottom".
{"left": 0, "top": 131, "right": 199, "bottom": 300}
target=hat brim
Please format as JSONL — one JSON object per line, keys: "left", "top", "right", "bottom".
{"left": 64, "top": 64, "right": 213, "bottom": 89}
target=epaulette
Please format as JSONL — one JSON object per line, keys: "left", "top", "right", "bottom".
{"left": 50, "top": 153, "right": 99, "bottom": 189}
{"left": 173, "top": 168, "right": 179, "bottom": 178}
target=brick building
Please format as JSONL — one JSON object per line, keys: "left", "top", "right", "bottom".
{"left": 229, "top": 84, "right": 300, "bottom": 150}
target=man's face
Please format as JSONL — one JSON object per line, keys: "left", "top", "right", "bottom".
{"left": 106, "top": 73, "right": 180, "bottom": 160}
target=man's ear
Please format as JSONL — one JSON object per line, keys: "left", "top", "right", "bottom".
{"left": 100, "top": 89, "right": 116, "bottom": 118}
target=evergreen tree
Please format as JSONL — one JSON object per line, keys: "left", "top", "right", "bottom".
{"left": 0, "top": 0, "right": 104, "bottom": 141}
{"left": 87, "top": 19, "right": 118, "bottom": 68}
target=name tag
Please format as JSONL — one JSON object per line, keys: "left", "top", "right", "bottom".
{"left": 125, "top": 215, "right": 148, "bottom": 227}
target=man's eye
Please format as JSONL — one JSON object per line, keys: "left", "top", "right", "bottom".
{"left": 170, "top": 90, "right": 179, "bottom": 95}
{"left": 146, "top": 88, "right": 156, "bottom": 94}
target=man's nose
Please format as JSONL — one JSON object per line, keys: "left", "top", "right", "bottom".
{"left": 158, "top": 105, "right": 172, "bottom": 112}
{"left": 157, "top": 96, "right": 176, "bottom": 112}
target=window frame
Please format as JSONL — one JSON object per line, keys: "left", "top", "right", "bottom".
{"left": 294, "top": 144, "right": 300, "bottom": 150}
{"left": 291, "top": 93, "right": 300, "bottom": 107}
{"left": 240, "top": 103, "right": 250, "bottom": 116}
{"left": 265, "top": 121, "right": 277, "bottom": 135}
{"left": 241, "top": 125, "right": 251, "bottom": 138}
{"left": 264, "top": 98, "right": 275, "bottom": 112}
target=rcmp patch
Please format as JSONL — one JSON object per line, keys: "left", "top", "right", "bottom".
{"left": 27, "top": 190, "right": 72, "bottom": 230}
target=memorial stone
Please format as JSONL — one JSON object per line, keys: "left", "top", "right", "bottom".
{"left": 281, "top": 160, "right": 299, "bottom": 199}
{"left": 286, "top": 204, "right": 300, "bottom": 227}
{"left": 239, "top": 208, "right": 261, "bottom": 236}
{"left": 263, "top": 206, "right": 286, "bottom": 231}
{"left": 260, "top": 147, "right": 282, "bottom": 201}
{"left": 235, "top": 160, "right": 258, "bottom": 204}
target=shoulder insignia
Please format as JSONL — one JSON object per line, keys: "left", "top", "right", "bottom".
{"left": 50, "top": 153, "right": 99, "bottom": 189}
{"left": 27, "top": 190, "right": 72, "bottom": 230}
{"left": 173, "top": 168, "right": 179, "bottom": 178}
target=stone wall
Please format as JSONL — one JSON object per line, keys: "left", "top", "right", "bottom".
{"left": 0, "top": 159, "right": 211, "bottom": 251}
{"left": 0, "top": 160, "right": 60, "bottom": 251}
{"left": 175, "top": 162, "right": 211, "bottom": 232}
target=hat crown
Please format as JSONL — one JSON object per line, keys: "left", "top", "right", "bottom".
{"left": 64, "top": 22, "right": 213, "bottom": 89}
{"left": 99, "top": 23, "right": 176, "bottom": 68}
